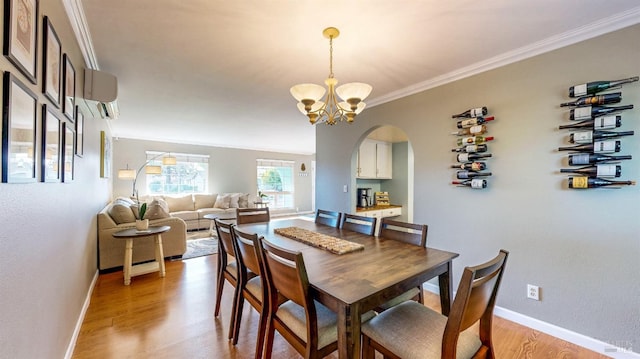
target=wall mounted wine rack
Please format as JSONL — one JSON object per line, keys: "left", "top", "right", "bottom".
{"left": 450, "top": 106, "right": 494, "bottom": 189}
{"left": 558, "top": 76, "right": 638, "bottom": 189}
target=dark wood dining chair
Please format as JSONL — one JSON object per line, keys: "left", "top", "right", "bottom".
{"left": 229, "top": 227, "right": 269, "bottom": 359}
{"left": 213, "top": 218, "right": 245, "bottom": 341}
{"left": 258, "top": 238, "right": 341, "bottom": 359}
{"left": 314, "top": 209, "right": 341, "bottom": 228}
{"left": 376, "top": 218, "right": 429, "bottom": 310}
{"left": 236, "top": 207, "right": 270, "bottom": 224}
{"left": 340, "top": 213, "right": 377, "bottom": 236}
{"left": 362, "top": 249, "right": 509, "bottom": 359}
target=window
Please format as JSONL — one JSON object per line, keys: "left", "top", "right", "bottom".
{"left": 146, "top": 151, "right": 209, "bottom": 195}
{"left": 257, "top": 159, "right": 294, "bottom": 209}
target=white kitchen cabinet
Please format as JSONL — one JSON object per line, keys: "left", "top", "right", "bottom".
{"left": 357, "top": 139, "right": 392, "bottom": 179}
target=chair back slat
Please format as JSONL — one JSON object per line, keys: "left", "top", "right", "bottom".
{"left": 379, "top": 218, "right": 428, "bottom": 247}
{"left": 340, "top": 213, "right": 376, "bottom": 236}
{"left": 260, "top": 239, "right": 309, "bottom": 308}
{"left": 214, "top": 219, "right": 236, "bottom": 258}
{"left": 443, "top": 250, "right": 509, "bottom": 356}
{"left": 315, "top": 209, "right": 341, "bottom": 228}
{"left": 231, "top": 227, "right": 263, "bottom": 276}
{"left": 236, "top": 207, "right": 270, "bottom": 224}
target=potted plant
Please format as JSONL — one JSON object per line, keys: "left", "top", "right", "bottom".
{"left": 258, "top": 191, "right": 268, "bottom": 202}
{"left": 135, "top": 202, "right": 148, "bottom": 231}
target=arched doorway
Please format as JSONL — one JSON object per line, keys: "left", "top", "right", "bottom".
{"left": 350, "top": 125, "right": 415, "bottom": 223}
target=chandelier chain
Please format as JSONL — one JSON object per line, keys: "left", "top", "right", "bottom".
{"left": 328, "top": 36, "right": 334, "bottom": 78}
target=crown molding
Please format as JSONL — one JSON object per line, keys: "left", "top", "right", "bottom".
{"left": 368, "top": 6, "right": 640, "bottom": 108}
{"left": 62, "top": 0, "right": 99, "bottom": 70}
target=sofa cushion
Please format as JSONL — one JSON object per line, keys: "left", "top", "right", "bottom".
{"left": 171, "top": 211, "right": 199, "bottom": 222}
{"left": 109, "top": 203, "right": 136, "bottom": 224}
{"left": 194, "top": 193, "right": 217, "bottom": 209}
{"left": 197, "top": 207, "right": 236, "bottom": 219}
{"left": 145, "top": 198, "right": 170, "bottom": 220}
{"left": 164, "top": 195, "right": 194, "bottom": 212}
{"left": 214, "top": 194, "right": 231, "bottom": 209}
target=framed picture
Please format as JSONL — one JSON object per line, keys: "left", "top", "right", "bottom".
{"left": 2, "top": 72, "right": 38, "bottom": 183}
{"left": 42, "top": 16, "right": 61, "bottom": 107}
{"left": 74, "top": 106, "right": 83, "bottom": 157}
{"left": 62, "top": 53, "right": 75, "bottom": 121}
{"left": 3, "top": 0, "right": 39, "bottom": 84}
{"left": 100, "top": 130, "right": 111, "bottom": 178}
{"left": 62, "top": 122, "right": 74, "bottom": 182}
{"left": 41, "top": 104, "right": 61, "bottom": 182}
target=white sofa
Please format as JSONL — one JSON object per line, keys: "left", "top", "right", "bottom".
{"left": 154, "top": 193, "right": 252, "bottom": 230}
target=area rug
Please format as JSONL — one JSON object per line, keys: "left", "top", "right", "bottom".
{"left": 181, "top": 230, "right": 218, "bottom": 260}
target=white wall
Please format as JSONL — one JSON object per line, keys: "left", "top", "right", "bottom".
{"left": 316, "top": 24, "right": 640, "bottom": 352}
{"left": 112, "top": 138, "right": 315, "bottom": 213}
{"left": 0, "top": 2, "right": 111, "bottom": 358}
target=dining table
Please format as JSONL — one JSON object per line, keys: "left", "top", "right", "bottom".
{"left": 235, "top": 218, "right": 459, "bottom": 359}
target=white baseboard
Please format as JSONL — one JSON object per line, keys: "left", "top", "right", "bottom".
{"left": 423, "top": 283, "right": 638, "bottom": 358}
{"left": 65, "top": 270, "right": 99, "bottom": 359}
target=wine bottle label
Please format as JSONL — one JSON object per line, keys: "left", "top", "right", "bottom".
{"left": 570, "top": 154, "right": 590, "bottom": 165}
{"left": 469, "top": 125, "right": 483, "bottom": 134}
{"left": 459, "top": 119, "right": 476, "bottom": 128}
{"left": 573, "top": 84, "right": 587, "bottom": 97}
{"left": 466, "top": 145, "right": 478, "bottom": 152}
{"left": 594, "top": 116, "right": 616, "bottom": 129}
{"left": 572, "top": 177, "right": 589, "bottom": 188}
{"left": 573, "top": 106, "right": 592, "bottom": 120}
{"left": 594, "top": 140, "right": 616, "bottom": 153}
{"left": 470, "top": 108, "right": 483, "bottom": 117}
{"left": 596, "top": 165, "right": 617, "bottom": 177}
{"left": 470, "top": 179, "right": 485, "bottom": 189}
{"left": 471, "top": 162, "right": 483, "bottom": 171}
{"left": 572, "top": 131, "right": 593, "bottom": 144}
{"left": 458, "top": 153, "right": 469, "bottom": 162}
{"left": 461, "top": 136, "right": 474, "bottom": 144}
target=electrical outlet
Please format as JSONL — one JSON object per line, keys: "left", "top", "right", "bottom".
{"left": 527, "top": 284, "right": 540, "bottom": 301}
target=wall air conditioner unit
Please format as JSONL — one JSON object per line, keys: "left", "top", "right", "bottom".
{"left": 83, "top": 69, "right": 120, "bottom": 119}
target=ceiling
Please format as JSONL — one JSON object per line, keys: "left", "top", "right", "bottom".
{"left": 77, "top": 1, "right": 640, "bottom": 155}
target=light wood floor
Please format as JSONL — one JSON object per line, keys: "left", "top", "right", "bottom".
{"left": 72, "top": 254, "right": 609, "bottom": 359}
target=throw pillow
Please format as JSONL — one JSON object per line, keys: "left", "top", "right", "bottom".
{"left": 109, "top": 203, "right": 136, "bottom": 224}
{"left": 228, "top": 193, "right": 241, "bottom": 208}
{"left": 144, "top": 198, "right": 170, "bottom": 220}
{"left": 214, "top": 194, "right": 231, "bottom": 209}
{"left": 238, "top": 193, "right": 250, "bottom": 208}
{"left": 113, "top": 196, "right": 135, "bottom": 206}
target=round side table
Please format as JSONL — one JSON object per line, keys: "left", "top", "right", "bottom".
{"left": 113, "top": 225, "right": 170, "bottom": 285}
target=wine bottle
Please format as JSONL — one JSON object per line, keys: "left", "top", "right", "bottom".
{"left": 456, "top": 116, "right": 494, "bottom": 129}
{"left": 560, "top": 92, "right": 622, "bottom": 107}
{"left": 558, "top": 115, "right": 621, "bottom": 130}
{"left": 568, "top": 153, "right": 631, "bottom": 165}
{"left": 568, "top": 176, "right": 635, "bottom": 189}
{"left": 456, "top": 136, "right": 494, "bottom": 146}
{"left": 451, "top": 107, "right": 487, "bottom": 118}
{"left": 456, "top": 170, "right": 492, "bottom": 179}
{"left": 569, "top": 130, "right": 634, "bottom": 144}
{"left": 452, "top": 179, "right": 487, "bottom": 189}
{"left": 569, "top": 76, "right": 639, "bottom": 97}
{"left": 560, "top": 164, "right": 621, "bottom": 177}
{"left": 558, "top": 140, "right": 620, "bottom": 153}
{"left": 457, "top": 153, "right": 492, "bottom": 162}
{"left": 451, "top": 162, "right": 487, "bottom": 171}
{"left": 569, "top": 105, "right": 634, "bottom": 120}
{"left": 451, "top": 144, "right": 488, "bottom": 153}
{"left": 451, "top": 125, "right": 487, "bottom": 136}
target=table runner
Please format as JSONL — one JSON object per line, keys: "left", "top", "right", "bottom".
{"left": 274, "top": 227, "right": 364, "bottom": 255}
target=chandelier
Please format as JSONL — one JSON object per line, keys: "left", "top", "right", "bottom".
{"left": 290, "top": 27, "right": 372, "bottom": 125}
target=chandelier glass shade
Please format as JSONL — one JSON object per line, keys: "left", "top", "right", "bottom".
{"left": 290, "top": 27, "right": 372, "bottom": 125}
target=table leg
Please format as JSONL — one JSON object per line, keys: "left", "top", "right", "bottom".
{"left": 123, "top": 238, "right": 133, "bottom": 285}
{"left": 155, "top": 234, "right": 166, "bottom": 277}
{"left": 438, "top": 261, "right": 454, "bottom": 316}
{"left": 337, "top": 303, "right": 360, "bottom": 359}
